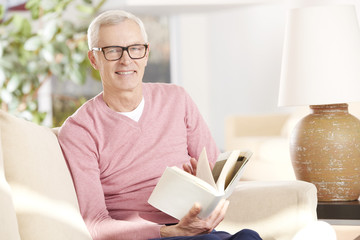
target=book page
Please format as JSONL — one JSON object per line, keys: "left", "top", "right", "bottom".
{"left": 214, "top": 150, "right": 240, "bottom": 191}
{"left": 223, "top": 151, "right": 252, "bottom": 198}
{"left": 212, "top": 151, "right": 233, "bottom": 183}
{"left": 171, "top": 166, "right": 218, "bottom": 193}
{"left": 196, "top": 148, "right": 217, "bottom": 189}
{"left": 148, "top": 166, "right": 223, "bottom": 219}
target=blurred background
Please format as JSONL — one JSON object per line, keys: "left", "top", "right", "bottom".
{"left": 0, "top": 0, "right": 359, "bottom": 150}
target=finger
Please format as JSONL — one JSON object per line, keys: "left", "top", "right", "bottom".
{"left": 190, "top": 158, "right": 197, "bottom": 174}
{"left": 183, "top": 158, "right": 198, "bottom": 175}
{"left": 212, "top": 200, "right": 229, "bottom": 227}
{"left": 183, "top": 163, "right": 192, "bottom": 174}
{"left": 186, "top": 203, "right": 202, "bottom": 219}
{"left": 206, "top": 199, "right": 228, "bottom": 225}
{"left": 209, "top": 161, "right": 214, "bottom": 169}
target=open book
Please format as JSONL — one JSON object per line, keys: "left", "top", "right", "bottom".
{"left": 148, "top": 148, "right": 252, "bottom": 220}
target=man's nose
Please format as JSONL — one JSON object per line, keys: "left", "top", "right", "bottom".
{"left": 119, "top": 50, "right": 132, "bottom": 64}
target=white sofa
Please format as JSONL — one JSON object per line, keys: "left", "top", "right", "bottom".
{"left": 225, "top": 112, "right": 297, "bottom": 181}
{"left": 0, "top": 110, "right": 319, "bottom": 240}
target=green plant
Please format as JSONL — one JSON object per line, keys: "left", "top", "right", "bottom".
{"left": 0, "top": 0, "right": 104, "bottom": 124}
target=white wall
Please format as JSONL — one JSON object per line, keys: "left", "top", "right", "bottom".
{"left": 170, "top": 14, "right": 211, "bottom": 122}
{"left": 173, "top": 4, "right": 289, "bottom": 150}
{"left": 172, "top": 0, "right": 360, "bottom": 150}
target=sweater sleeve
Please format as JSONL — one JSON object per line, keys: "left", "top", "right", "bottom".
{"left": 58, "top": 119, "right": 162, "bottom": 240}
{"left": 183, "top": 89, "right": 220, "bottom": 166}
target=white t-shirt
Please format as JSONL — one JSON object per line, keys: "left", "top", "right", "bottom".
{"left": 118, "top": 97, "right": 144, "bottom": 122}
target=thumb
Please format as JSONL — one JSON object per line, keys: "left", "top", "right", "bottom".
{"left": 187, "top": 203, "right": 202, "bottom": 218}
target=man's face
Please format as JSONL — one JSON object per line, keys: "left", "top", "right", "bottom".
{"left": 88, "top": 20, "right": 149, "bottom": 95}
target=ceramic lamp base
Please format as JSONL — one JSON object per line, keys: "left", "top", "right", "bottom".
{"left": 290, "top": 103, "right": 360, "bottom": 201}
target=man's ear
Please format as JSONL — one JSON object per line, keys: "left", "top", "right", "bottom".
{"left": 88, "top": 50, "right": 98, "bottom": 70}
{"left": 145, "top": 43, "right": 150, "bottom": 67}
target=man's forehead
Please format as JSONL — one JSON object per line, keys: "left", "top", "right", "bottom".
{"left": 99, "top": 20, "right": 140, "bottom": 32}
{"left": 98, "top": 21, "right": 144, "bottom": 46}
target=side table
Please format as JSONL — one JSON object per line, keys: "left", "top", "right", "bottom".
{"left": 317, "top": 200, "right": 360, "bottom": 240}
{"left": 317, "top": 200, "right": 360, "bottom": 220}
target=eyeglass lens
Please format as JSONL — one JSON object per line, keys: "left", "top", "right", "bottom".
{"left": 103, "top": 45, "right": 147, "bottom": 61}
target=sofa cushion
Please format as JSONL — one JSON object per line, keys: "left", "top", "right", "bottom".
{"left": 0, "top": 110, "right": 92, "bottom": 240}
{"left": 218, "top": 181, "right": 318, "bottom": 240}
{"left": 0, "top": 129, "right": 21, "bottom": 240}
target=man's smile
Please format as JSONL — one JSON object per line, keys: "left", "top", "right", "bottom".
{"left": 115, "top": 70, "right": 135, "bottom": 75}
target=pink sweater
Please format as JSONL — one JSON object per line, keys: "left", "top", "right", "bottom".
{"left": 58, "top": 83, "right": 220, "bottom": 240}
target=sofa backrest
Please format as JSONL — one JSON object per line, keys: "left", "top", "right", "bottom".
{"left": 0, "top": 122, "right": 21, "bottom": 240}
{"left": 0, "top": 110, "right": 92, "bottom": 240}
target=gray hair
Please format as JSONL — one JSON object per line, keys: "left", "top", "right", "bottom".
{"left": 87, "top": 10, "right": 148, "bottom": 49}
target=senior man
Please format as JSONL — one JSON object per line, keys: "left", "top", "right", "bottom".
{"left": 58, "top": 9, "right": 262, "bottom": 240}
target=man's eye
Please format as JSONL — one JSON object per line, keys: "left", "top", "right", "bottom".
{"left": 106, "top": 48, "right": 121, "bottom": 54}
{"left": 130, "top": 46, "right": 142, "bottom": 51}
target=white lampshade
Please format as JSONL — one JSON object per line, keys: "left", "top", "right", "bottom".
{"left": 278, "top": 5, "right": 360, "bottom": 107}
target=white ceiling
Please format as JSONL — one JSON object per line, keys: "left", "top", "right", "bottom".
{"left": 1, "top": 0, "right": 283, "bottom": 15}
{"left": 100, "top": 0, "right": 283, "bottom": 14}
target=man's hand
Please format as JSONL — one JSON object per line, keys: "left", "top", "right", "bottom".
{"left": 183, "top": 158, "right": 198, "bottom": 175}
{"left": 183, "top": 157, "right": 214, "bottom": 176}
{"left": 160, "top": 199, "right": 229, "bottom": 237}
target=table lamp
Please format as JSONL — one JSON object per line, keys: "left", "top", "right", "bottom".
{"left": 278, "top": 4, "right": 360, "bottom": 201}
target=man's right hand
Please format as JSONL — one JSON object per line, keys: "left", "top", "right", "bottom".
{"left": 160, "top": 199, "right": 229, "bottom": 237}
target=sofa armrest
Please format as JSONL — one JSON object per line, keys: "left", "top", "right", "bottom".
{"left": 225, "top": 114, "right": 290, "bottom": 151}
{"left": 217, "top": 181, "right": 317, "bottom": 240}
{"left": 230, "top": 137, "right": 296, "bottom": 181}
{"left": 225, "top": 114, "right": 290, "bottom": 137}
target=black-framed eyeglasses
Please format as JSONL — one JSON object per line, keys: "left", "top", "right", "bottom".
{"left": 92, "top": 44, "right": 148, "bottom": 61}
